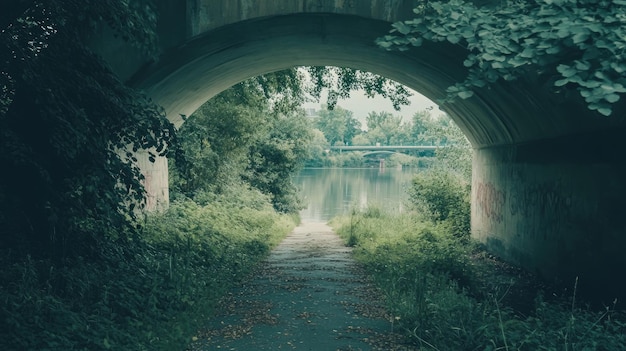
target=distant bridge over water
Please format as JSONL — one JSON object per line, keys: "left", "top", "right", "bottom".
{"left": 329, "top": 145, "right": 438, "bottom": 152}
{"left": 329, "top": 145, "right": 439, "bottom": 156}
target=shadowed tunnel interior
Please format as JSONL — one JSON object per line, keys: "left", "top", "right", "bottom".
{"left": 94, "top": 8, "right": 626, "bottom": 297}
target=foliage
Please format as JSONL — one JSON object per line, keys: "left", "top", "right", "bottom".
{"left": 304, "top": 106, "right": 460, "bottom": 167}
{"left": 365, "top": 111, "right": 406, "bottom": 145}
{"left": 170, "top": 78, "right": 313, "bottom": 213}
{"left": 304, "top": 66, "right": 413, "bottom": 110}
{"left": 0, "top": 0, "right": 175, "bottom": 259}
{"left": 251, "top": 66, "right": 415, "bottom": 113}
{"left": 430, "top": 115, "right": 473, "bottom": 182}
{"left": 170, "top": 89, "right": 267, "bottom": 197}
{"left": 245, "top": 111, "right": 313, "bottom": 213}
{"left": 377, "top": 0, "right": 626, "bottom": 116}
{"left": 406, "top": 113, "right": 472, "bottom": 236}
{"left": 314, "top": 105, "right": 361, "bottom": 146}
{"left": 0, "top": 192, "right": 296, "bottom": 351}
{"left": 303, "top": 129, "right": 330, "bottom": 167}
{"left": 232, "top": 69, "right": 306, "bottom": 115}
{"left": 331, "top": 210, "right": 626, "bottom": 350}
{"left": 409, "top": 109, "right": 450, "bottom": 145}
{"left": 409, "top": 169, "right": 471, "bottom": 236}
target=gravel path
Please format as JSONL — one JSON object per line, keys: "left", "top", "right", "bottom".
{"left": 189, "top": 222, "right": 417, "bottom": 351}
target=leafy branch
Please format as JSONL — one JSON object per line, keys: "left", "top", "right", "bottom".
{"left": 304, "top": 66, "right": 412, "bottom": 110}
{"left": 377, "top": 0, "right": 626, "bottom": 116}
{"left": 0, "top": 0, "right": 174, "bottom": 258}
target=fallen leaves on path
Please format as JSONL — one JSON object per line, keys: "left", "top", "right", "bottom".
{"left": 188, "top": 223, "right": 421, "bottom": 350}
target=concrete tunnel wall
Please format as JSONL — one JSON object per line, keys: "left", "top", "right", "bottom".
{"left": 94, "top": 3, "right": 626, "bottom": 296}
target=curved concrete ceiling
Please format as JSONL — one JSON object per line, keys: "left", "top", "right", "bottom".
{"left": 130, "top": 13, "right": 620, "bottom": 148}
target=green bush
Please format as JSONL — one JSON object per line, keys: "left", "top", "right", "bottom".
{"left": 0, "top": 194, "right": 295, "bottom": 351}
{"left": 332, "top": 210, "right": 626, "bottom": 350}
{"left": 409, "top": 168, "right": 471, "bottom": 237}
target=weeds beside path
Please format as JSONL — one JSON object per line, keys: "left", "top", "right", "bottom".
{"left": 189, "top": 222, "right": 415, "bottom": 350}
{"left": 331, "top": 210, "right": 626, "bottom": 351}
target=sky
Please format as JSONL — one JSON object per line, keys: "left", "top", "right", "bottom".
{"left": 302, "top": 87, "right": 445, "bottom": 123}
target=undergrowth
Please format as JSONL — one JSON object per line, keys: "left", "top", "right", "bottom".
{"left": 332, "top": 208, "right": 626, "bottom": 351}
{"left": 0, "top": 188, "right": 295, "bottom": 351}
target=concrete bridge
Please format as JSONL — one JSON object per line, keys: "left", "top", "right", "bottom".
{"left": 330, "top": 145, "right": 437, "bottom": 158}
{"left": 330, "top": 145, "right": 438, "bottom": 152}
{"left": 92, "top": 0, "right": 626, "bottom": 297}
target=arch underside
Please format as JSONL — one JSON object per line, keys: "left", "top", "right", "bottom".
{"left": 130, "top": 13, "right": 620, "bottom": 148}
{"left": 128, "top": 13, "right": 626, "bottom": 296}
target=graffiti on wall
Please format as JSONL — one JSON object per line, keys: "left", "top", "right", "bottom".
{"left": 509, "top": 181, "right": 571, "bottom": 218}
{"left": 475, "top": 182, "right": 506, "bottom": 223}
{"left": 475, "top": 180, "right": 572, "bottom": 226}
{"left": 475, "top": 179, "right": 573, "bottom": 239}
{"left": 143, "top": 173, "right": 155, "bottom": 210}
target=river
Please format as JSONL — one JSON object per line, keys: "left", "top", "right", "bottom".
{"left": 293, "top": 167, "right": 419, "bottom": 222}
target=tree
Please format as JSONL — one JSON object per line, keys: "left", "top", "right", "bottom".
{"left": 365, "top": 111, "right": 404, "bottom": 145}
{"left": 170, "top": 91, "right": 268, "bottom": 197}
{"left": 0, "top": 0, "right": 175, "bottom": 258}
{"left": 344, "top": 112, "right": 363, "bottom": 144}
{"left": 351, "top": 134, "right": 371, "bottom": 146}
{"left": 377, "top": 0, "right": 626, "bottom": 116}
{"left": 315, "top": 106, "right": 361, "bottom": 145}
{"left": 305, "top": 129, "right": 330, "bottom": 166}
{"left": 408, "top": 114, "right": 472, "bottom": 236}
{"left": 366, "top": 111, "right": 392, "bottom": 131}
{"left": 409, "top": 110, "right": 431, "bottom": 143}
{"left": 170, "top": 75, "right": 315, "bottom": 214}
{"left": 245, "top": 111, "right": 313, "bottom": 213}
{"left": 378, "top": 114, "right": 404, "bottom": 145}
{"left": 431, "top": 115, "right": 472, "bottom": 182}
{"left": 391, "top": 122, "right": 412, "bottom": 145}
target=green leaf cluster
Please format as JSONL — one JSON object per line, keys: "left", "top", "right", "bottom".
{"left": 304, "top": 66, "right": 413, "bottom": 110}
{"left": 377, "top": 0, "right": 626, "bottom": 116}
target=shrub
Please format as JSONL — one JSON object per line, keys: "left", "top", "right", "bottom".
{"left": 0, "top": 194, "right": 295, "bottom": 351}
{"left": 409, "top": 168, "right": 471, "bottom": 237}
{"left": 332, "top": 210, "right": 626, "bottom": 350}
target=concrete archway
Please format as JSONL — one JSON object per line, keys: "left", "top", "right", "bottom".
{"left": 97, "top": 8, "right": 626, "bottom": 297}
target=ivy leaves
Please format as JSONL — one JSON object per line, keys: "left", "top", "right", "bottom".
{"left": 0, "top": 0, "right": 175, "bottom": 258}
{"left": 377, "top": 0, "right": 626, "bottom": 116}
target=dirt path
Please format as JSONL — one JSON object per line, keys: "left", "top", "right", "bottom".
{"left": 189, "top": 222, "right": 417, "bottom": 351}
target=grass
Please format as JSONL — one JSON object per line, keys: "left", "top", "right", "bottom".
{"left": 0, "top": 188, "right": 296, "bottom": 351}
{"left": 331, "top": 207, "right": 626, "bottom": 351}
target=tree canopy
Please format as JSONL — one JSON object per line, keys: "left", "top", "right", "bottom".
{"left": 304, "top": 66, "right": 413, "bottom": 110}
{"left": 314, "top": 106, "right": 361, "bottom": 146}
{"left": 170, "top": 76, "right": 313, "bottom": 214}
{"left": 377, "top": 0, "right": 626, "bottom": 116}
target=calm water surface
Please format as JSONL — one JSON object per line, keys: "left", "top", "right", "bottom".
{"left": 294, "top": 168, "right": 419, "bottom": 222}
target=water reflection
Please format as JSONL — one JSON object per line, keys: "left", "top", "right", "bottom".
{"left": 294, "top": 168, "right": 419, "bottom": 222}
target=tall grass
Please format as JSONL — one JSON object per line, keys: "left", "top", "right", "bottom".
{"left": 331, "top": 208, "right": 626, "bottom": 351}
{"left": 0, "top": 187, "right": 295, "bottom": 351}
